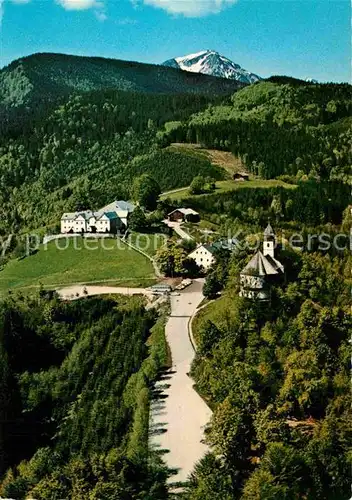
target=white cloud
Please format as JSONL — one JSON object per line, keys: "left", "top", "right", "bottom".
{"left": 56, "top": 0, "right": 107, "bottom": 20}
{"left": 1, "top": 0, "right": 107, "bottom": 26}
{"left": 141, "top": 0, "right": 237, "bottom": 17}
{"left": 57, "top": 0, "right": 101, "bottom": 11}
{"left": 95, "top": 9, "right": 107, "bottom": 20}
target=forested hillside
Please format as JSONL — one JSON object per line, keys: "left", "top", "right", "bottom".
{"left": 162, "top": 81, "right": 351, "bottom": 180}
{"left": 0, "top": 52, "right": 243, "bottom": 138}
{"left": 0, "top": 70, "right": 350, "bottom": 239}
{"left": 0, "top": 89, "right": 225, "bottom": 236}
{"left": 0, "top": 52, "right": 351, "bottom": 499}
{"left": 0, "top": 292, "right": 169, "bottom": 498}
{"left": 164, "top": 87, "right": 350, "bottom": 496}
{"left": 184, "top": 180, "right": 349, "bottom": 226}
{"left": 185, "top": 228, "right": 351, "bottom": 499}
{"left": 0, "top": 52, "right": 243, "bottom": 107}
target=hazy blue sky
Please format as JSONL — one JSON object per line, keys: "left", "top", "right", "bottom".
{"left": 1, "top": 0, "right": 350, "bottom": 82}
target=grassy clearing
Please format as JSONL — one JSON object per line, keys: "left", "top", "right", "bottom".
{"left": 198, "top": 219, "right": 220, "bottom": 230}
{"left": 126, "top": 232, "right": 167, "bottom": 257}
{"left": 182, "top": 220, "right": 219, "bottom": 243}
{"left": 167, "top": 143, "right": 243, "bottom": 176}
{"left": 192, "top": 293, "right": 241, "bottom": 346}
{"left": 184, "top": 219, "right": 219, "bottom": 232}
{"left": 0, "top": 237, "right": 156, "bottom": 294}
{"left": 161, "top": 179, "right": 297, "bottom": 201}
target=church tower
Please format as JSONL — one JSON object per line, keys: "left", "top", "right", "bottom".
{"left": 263, "top": 223, "right": 275, "bottom": 259}
{"left": 239, "top": 223, "right": 284, "bottom": 300}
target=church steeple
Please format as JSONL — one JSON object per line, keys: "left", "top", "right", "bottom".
{"left": 263, "top": 223, "right": 275, "bottom": 258}
{"left": 239, "top": 223, "right": 284, "bottom": 300}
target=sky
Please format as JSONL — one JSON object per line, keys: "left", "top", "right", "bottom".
{"left": 0, "top": 0, "right": 350, "bottom": 82}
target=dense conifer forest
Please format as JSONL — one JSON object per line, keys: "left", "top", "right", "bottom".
{"left": 184, "top": 240, "right": 351, "bottom": 499}
{"left": 0, "top": 52, "right": 243, "bottom": 108}
{"left": 0, "top": 89, "right": 225, "bottom": 236}
{"left": 0, "top": 292, "right": 169, "bottom": 498}
{"left": 183, "top": 180, "right": 349, "bottom": 226}
{"left": 0, "top": 67, "right": 350, "bottom": 237}
{"left": 162, "top": 81, "right": 351, "bottom": 181}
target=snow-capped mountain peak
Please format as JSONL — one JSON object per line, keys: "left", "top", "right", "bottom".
{"left": 162, "top": 50, "right": 261, "bottom": 84}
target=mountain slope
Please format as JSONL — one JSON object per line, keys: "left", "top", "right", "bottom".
{"left": 0, "top": 52, "right": 245, "bottom": 109}
{"left": 0, "top": 88, "right": 227, "bottom": 234}
{"left": 0, "top": 76, "right": 349, "bottom": 239}
{"left": 163, "top": 50, "right": 261, "bottom": 84}
{"left": 161, "top": 81, "right": 352, "bottom": 181}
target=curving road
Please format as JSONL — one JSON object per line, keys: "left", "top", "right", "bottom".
{"left": 58, "top": 280, "right": 212, "bottom": 485}
{"left": 149, "top": 279, "right": 212, "bottom": 485}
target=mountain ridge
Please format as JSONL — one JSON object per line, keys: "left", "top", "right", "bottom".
{"left": 162, "top": 49, "right": 261, "bottom": 84}
{"left": 0, "top": 51, "right": 245, "bottom": 110}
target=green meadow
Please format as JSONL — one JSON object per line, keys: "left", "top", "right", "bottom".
{"left": 161, "top": 179, "right": 297, "bottom": 201}
{"left": 0, "top": 237, "right": 156, "bottom": 294}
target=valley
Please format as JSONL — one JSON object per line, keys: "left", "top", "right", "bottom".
{"left": 0, "top": 51, "right": 350, "bottom": 499}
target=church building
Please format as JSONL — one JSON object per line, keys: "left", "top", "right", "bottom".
{"left": 239, "top": 224, "right": 284, "bottom": 300}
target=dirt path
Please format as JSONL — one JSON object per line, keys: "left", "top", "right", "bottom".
{"left": 57, "top": 285, "right": 153, "bottom": 300}
{"left": 162, "top": 186, "right": 189, "bottom": 196}
{"left": 163, "top": 220, "right": 193, "bottom": 241}
{"left": 122, "top": 237, "right": 163, "bottom": 278}
{"left": 149, "top": 279, "right": 212, "bottom": 485}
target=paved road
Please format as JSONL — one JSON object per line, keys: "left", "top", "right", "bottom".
{"left": 58, "top": 280, "right": 212, "bottom": 484}
{"left": 149, "top": 279, "right": 212, "bottom": 485}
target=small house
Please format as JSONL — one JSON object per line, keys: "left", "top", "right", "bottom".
{"left": 168, "top": 208, "right": 200, "bottom": 223}
{"left": 150, "top": 284, "right": 172, "bottom": 295}
{"left": 233, "top": 172, "right": 249, "bottom": 181}
{"left": 212, "top": 237, "right": 240, "bottom": 252}
{"left": 61, "top": 211, "right": 94, "bottom": 233}
{"left": 88, "top": 212, "right": 122, "bottom": 233}
{"left": 188, "top": 244, "right": 217, "bottom": 270}
{"left": 188, "top": 237, "right": 239, "bottom": 271}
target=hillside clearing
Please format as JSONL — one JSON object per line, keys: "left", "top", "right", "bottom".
{"left": 0, "top": 237, "right": 156, "bottom": 294}
{"left": 167, "top": 143, "right": 244, "bottom": 176}
{"left": 191, "top": 294, "right": 238, "bottom": 346}
{"left": 161, "top": 179, "right": 297, "bottom": 201}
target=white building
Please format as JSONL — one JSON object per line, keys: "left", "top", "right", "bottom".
{"left": 61, "top": 211, "right": 94, "bottom": 234}
{"left": 97, "top": 200, "right": 135, "bottom": 227}
{"left": 240, "top": 224, "right": 284, "bottom": 300}
{"left": 188, "top": 237, "right": 240, "bottom": 271}
{"left": 188, "top": 244, "right": 217, "bottom": 270}
{"left": 60, "top": 200, "right": 135, "bottom": 234}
